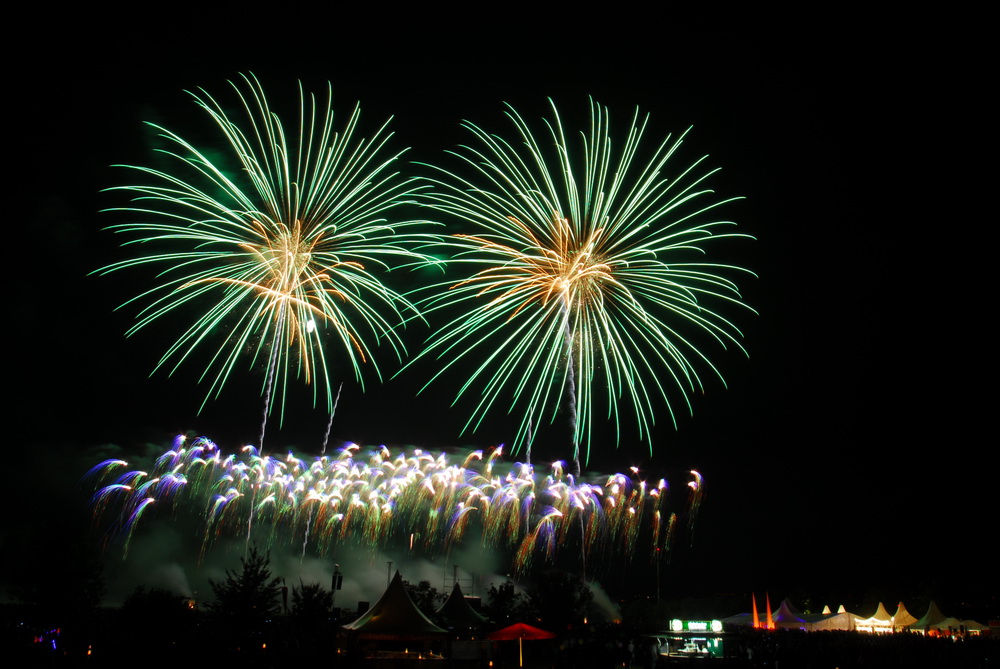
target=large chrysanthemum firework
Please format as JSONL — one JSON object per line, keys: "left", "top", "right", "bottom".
{"left": 99, "top": 74, "right": 438, "bottom": 426}
{"left": 415, "top": 100, "right": 754, "bottom": 465}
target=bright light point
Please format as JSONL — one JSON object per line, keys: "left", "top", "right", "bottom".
{"left": 305, "top": 318, "right": 316, "bottom": 333}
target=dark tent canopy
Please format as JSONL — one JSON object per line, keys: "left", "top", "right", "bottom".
{"left": 342, "top": 571, "right": 449, "bottom": 640}
{"left": 436, "top": 581, "right": 488, "bottom": 630}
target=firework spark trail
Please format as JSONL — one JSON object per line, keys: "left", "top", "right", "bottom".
{"left": 409, "top": 101, "right": 754, "bottom": 464}
{"left": 300, "top": 381, "right": 346, "bottom": 562}
{"left": 322, "top": 382, "right": 344, "bottom": 456}
{"left": 525, "top": 417, "right": 533, "bottom": 466}
{"left": 559, "top": 295, "right": 589, "bottom": 577}
{"left": 89, "top": 435, "right": 701, "bottom": 572}
{"left": 686, "top": 469, "right": 704, "bottom": 544}
{"left": 249, "top": 303, "right": 290, "bottom": 557}
{"left": 258, "top": 303, "right": 287, "bottom": 452}
{"left": 559, "top": 300, "right": 581, "bottom": 478}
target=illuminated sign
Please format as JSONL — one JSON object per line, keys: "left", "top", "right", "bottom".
{"left": 668, "top": 620, "right": 724, "bottom": 633}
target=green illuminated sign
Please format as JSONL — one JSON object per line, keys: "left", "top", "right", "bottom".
{"left": 670, "top": 619, "right": 723, "bottom": 633}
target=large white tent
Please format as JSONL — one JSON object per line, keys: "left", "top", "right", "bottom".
{"left": 809, "top": 608, "right": 856, "bottom": 632}
{"left": 853, "top": 602, "right": 894, "bottom": 634}
{"left": 771, "top": 599, "right": 808, "bottom": 630}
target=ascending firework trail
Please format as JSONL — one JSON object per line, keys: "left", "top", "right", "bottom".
{"left": 301, "top": 382, "right": 344, "bottom": 561}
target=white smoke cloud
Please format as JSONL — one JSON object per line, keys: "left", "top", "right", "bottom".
{"left": 587, "top": 579, "right": 623, "bottom": 623}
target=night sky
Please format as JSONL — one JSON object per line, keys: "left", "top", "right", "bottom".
{"left": 8, "top": 9, "right": 993, "bottom": 615}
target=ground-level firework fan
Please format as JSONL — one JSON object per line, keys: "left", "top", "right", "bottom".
{"left": 88, "top": 435, "right": 701, "bottom": 574}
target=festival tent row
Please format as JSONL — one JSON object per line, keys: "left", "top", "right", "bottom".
{"left": 765, "top": 598, "right": 860, "bottom": 632}
{"left": 340, "top": 571, "right": 554, "bottom": 665}
{"left": 725, "top": 597, "right": 989, "bottom": 635}
{"left": 340, "top": 571, "right": 492, "bottom": 638}
{"left": 908, "top": 600, "right": 990, "bottom": 635}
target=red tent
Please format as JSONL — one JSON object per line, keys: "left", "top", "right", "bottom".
{"left": 488, "top": 622, "right": 556, "bottom": 640}
{"left": 488, "top": 623, "right": 556, "bottom": 667}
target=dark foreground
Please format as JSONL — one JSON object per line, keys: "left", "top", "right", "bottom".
{"left": 4, "top": 604, "right": 997, "bottom": 669}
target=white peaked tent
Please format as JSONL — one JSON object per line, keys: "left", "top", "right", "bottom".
{"left": 342, "top": 571, "right": 449, "bottom": 640}
{"left": 772, "top": 599, "right": 808, "bottom": 629}
{"left": 910, "top": 601, "right": 947, "bottom": 634}
{"left": 854, "top": 602, "right": 894, "bottom": 633}
{"left": 910, "top": 603, "right": 989, "bottom": 636}
{"left": 955, "top": 619, "right": 989, "bottom": 635}
{"left": 933, "top": 617, "right": 965, "bottom": 634}
{"left": 724, "top": 598, "right": 859, "bottom": 631}
{"left": 771, "top": 599, "right": 857, "bottom": 632}
{"left": 810, "top": 606, "right": 856, "bottom": 632}
{"left": 891, "top": 601, "right": 918, "bottom": 629}
{"left": 436, "top": 581, "right": 488, "bottom": 632}
{"left": 930, "top": 616, "right": 987, "bottom": 635}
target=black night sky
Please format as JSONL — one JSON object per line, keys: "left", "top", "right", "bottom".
{"left": 7, "top": 8, "right": 994, "bottom": 617}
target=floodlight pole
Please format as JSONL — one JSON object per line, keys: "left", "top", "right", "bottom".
{"left": 331, "top": 563, "right": 342, "bottom": 609}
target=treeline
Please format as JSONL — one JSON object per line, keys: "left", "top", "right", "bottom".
{"left": 3, "top": 546, "right": 601, "bottom": 666}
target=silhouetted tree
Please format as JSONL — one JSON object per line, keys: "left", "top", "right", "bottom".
{"left": 284, "top": 581, "right": 337, "bottom": 660}
{"left": 208, "top": 546, "right": 282, "bottom": 621}
{"left": 525, "top": 570, "right": 592, "bottom": 630}
{"left": 114, "top": 586, "right": 197, "bottom": 659}
{"left": 484, "top": 579, "right": 533, "bottom": 625}
{"left": 206, "top": 546, "right": 281, "bottom": 658}
{"left": 122, "top": 584, "right": 192, "bottom": 619}
{"left": 403, "top": 579, "right": 443, "bottom": 618}
{"left": 291, "top": 581, "right": 334, "bottom": 619}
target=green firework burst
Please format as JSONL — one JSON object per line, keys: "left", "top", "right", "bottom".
{"left": 413, "top": 99, "right": 755, "bottom": 464}
{"left": 99, "top": 74, "right": 440, "bottom": 424}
